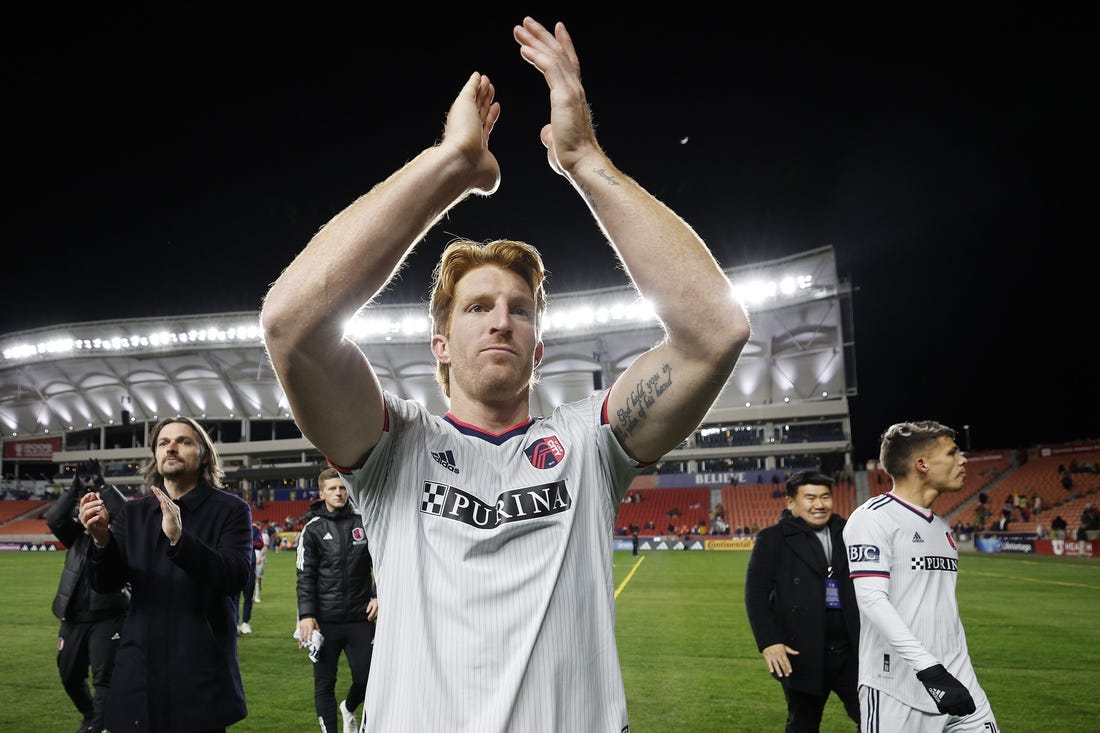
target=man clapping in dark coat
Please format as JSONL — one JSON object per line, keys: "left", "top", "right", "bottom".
{"left": 79, "top": 418, "right": 253, "bottom": 733}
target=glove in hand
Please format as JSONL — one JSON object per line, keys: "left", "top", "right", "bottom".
{"left": 916, "top": 664, "right": 976, "bottom": 716}
{"left": 86, "top": 458, "right": 106, "bottom": 489}
{"left": 70, "top": 468, "right": 88, "bottom": 497}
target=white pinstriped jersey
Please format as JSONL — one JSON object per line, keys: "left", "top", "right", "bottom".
{"left": 843, "top": 493, "right": 990, "bottom": 713}
{"left": 343, "top": 390, "right": 638, "bottom": 732}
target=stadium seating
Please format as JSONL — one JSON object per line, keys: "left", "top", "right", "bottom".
{"left": 250, "top": 499, "right": 315, "bottom": 528}
{"left": 953, "top": 450, "right": 1100, "bottom": 534}
{"left": 716, "top": 480, "right": 856, "bottom": 533}
{"left": 616, "top": 487, "right": 710, "bottom": 535}
{"left": 0, "top": 499, "right": 49, "bottom": 527}
{"left": 1, "top": 518, "right": 50, "bottom": 536}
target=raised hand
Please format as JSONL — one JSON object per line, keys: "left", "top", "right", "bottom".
{"left": 78, "top": 490, "right": 111, "bottom": 545}
{"left": 441, "top": 71, "right": 501, "bottom": 196}
{"left": 513, "top": 17, "right": 600, "bottom": 177}
{"left": 150, "top": 486, "right": 183, "bottom": 544}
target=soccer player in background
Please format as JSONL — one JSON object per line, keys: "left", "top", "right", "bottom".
{"left": 260, "top": 16, "right": 751, "bottom": 732}
{"left": 844, "top": 420, "right": 1000, "bottom": 731}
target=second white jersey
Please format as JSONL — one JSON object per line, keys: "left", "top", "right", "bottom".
{"left": 344, "top": 390, "right": 639, "bottom": 733}
{"left": 843, "top": 492, "right": 989, "bottom": 713}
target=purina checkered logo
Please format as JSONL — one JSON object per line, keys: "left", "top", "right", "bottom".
{"left": 911, "top": 555, "right": 959, "bottom": 571}
{"left": 525, "top": 436, "right": 565, "bottom": 469}
{"left": 419, "top": 480, "right": 572, "bottom": 528}
{"left": 421, "top": 482, "right": 448, "bottom": 516}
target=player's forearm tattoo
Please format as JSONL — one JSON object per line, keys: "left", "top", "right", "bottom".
{"left": 577, "top": 169, "right": 621, "bottom": 212}
{"left": 593, "top": 168, "right": 620, "bottom": 186}
{"left": 612, "top": 362, "right": 672, "bottom": 441}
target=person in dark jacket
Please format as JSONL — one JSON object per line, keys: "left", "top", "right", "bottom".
{"left": 46, "top": 460, "right": 130, "bottom": 733}
{"left": 296, "top": 467, "right": 378, "bottom": 733}
{"left": 745, "top": 470, "right": 860, "bottom": 732}
{"left": 78, "top": 417, "right": 253, "bottom": 733}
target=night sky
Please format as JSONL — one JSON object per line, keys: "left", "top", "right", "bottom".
{"left": 5, "top": 8, "right": 1092, "bottom": 463}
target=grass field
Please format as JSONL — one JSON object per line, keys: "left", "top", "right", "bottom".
{"left": 2, "top": 548, "right": 1097, "bottom": 732}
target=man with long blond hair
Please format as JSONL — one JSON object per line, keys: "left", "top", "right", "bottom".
{"left": 79, "top": 417, "right": 252, "bottom": 732}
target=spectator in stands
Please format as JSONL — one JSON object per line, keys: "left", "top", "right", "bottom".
{"left": 46, "top": 460, "right": 130, "bottom": 733}
{"left": 745, "top": 470, "right": 860, "bottom": 731}
{"left": 1080, "top": 504, "right": 1096, "bottom": 530}
{"left": 296, "top": 467, "right": 378, "bottom": 733}
{"left": 78, "top": 417, "right": 252, "bottom": 732}
{"left": 259, "top": 17, "right": 751, "bottom": 731}
{"left": 1051, "top": 514, "right": 1068, "bottom": 539}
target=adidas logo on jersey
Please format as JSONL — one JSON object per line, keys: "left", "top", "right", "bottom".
{"left": 431, "top": 449, "right": 460, "bottom": 474}
{"left": 111, "top": 632, "right": 121, "bottom": 640}
{"left": 322, "top": 532, "right": 334, "bottom": 540}
{"left": 912, "top": 532, "right": 924, "bottom": 543}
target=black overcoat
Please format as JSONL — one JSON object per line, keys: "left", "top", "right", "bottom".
{"left": 744, "top": 509, "right": 860, "bottom": 695}
{"left": 87, "top": 482, "right": 252, "bottom": 732}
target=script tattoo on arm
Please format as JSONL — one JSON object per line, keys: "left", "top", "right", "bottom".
{"left": 577, "top": 168, "right": 621, "bottom": 212}
{"left": 612, "top": 362, "right": 673, "bottom": 442}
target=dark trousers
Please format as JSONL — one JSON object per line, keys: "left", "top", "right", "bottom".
{"left": 238, "top": 549, "right": 260, "bottom": 624}
{"left": 781, "top": 645, "right": 860, "bottom": 732}
{"left": 238, "top": 567, "right": 257, "bottom": 624}
{"left": 57, "top": 614, "right": 125, "bottom": 727}
{"left": 312, "top": 620, "right": 375, "bottom": 731}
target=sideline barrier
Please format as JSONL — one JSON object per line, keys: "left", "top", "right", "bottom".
{"left": 973, "top": 533, "right": 1094, "bottom": 557}
{"left": 613, "top": 535, "right": 755, "bottom": 552}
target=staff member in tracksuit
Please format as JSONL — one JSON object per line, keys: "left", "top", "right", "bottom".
{"left": 296, "top": 467, "right": 378, "bottom": 733}
{"left": 47, "top": 461, "right": 130, "bottom": 733}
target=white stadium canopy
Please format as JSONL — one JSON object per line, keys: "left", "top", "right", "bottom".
{"left": 1, "top": 246, "right": 855, "bottom": 481}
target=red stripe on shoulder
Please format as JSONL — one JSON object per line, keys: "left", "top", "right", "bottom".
{"left": 324, "top": 400, "right": 390, "bottom": 475}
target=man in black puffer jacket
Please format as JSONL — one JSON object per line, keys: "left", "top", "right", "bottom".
{"left": 296, "top": 467, "right": 378, "bottom": 733}
{"left": 46, "top": 460, "right": 131, "bottom": 733}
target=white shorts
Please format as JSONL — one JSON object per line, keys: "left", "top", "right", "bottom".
{"left": 859, "top": 685, "right": 998, "bottom": 733}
